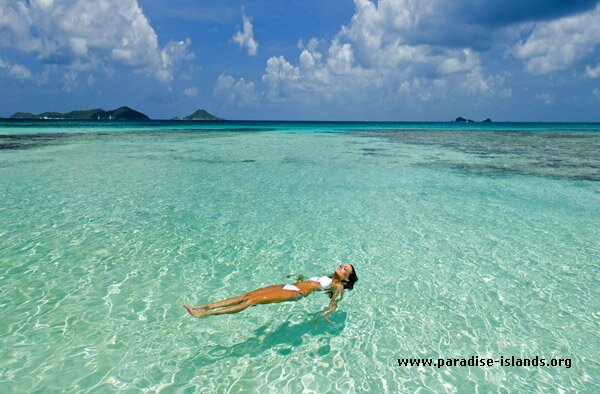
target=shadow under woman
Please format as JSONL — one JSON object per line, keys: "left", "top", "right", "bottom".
{"left": 192, "top": 312, "right": 348, "bottom": 368}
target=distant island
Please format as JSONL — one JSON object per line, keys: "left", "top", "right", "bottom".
{"left": 172, "top": 109, "right": 223, "bottom": 121}
{"left": 10, "top": 106, "right": 149, "bottom": 120}
{"left": 454, "top": 116, "right": 493, "bottom": 123}
{"left": 7, "top": 106, "right": 222, "bottom": 121}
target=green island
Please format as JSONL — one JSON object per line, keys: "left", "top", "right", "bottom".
{"left": 173, "top": 109, "right": 223, "bottom": 121}
{"left": 9, "top": 107, "right": 223, "bottom": 121}
{"left": 10, "top": 106, "right": 149, "bottom": 120}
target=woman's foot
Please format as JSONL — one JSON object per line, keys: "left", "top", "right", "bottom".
{"left": 183, "top": 304, "right": 207, "bottom": 317}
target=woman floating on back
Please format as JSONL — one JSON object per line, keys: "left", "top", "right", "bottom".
{"left": 184, "top": 264, "right": 358, "bottom": 320}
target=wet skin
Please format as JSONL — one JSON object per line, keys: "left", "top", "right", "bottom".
{"left": 184, "top": 264, "right": 353, "bottom": 317}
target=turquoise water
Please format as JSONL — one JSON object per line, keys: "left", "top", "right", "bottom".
{"left": 1, "top": 121, "right": 599, "bottom": 392}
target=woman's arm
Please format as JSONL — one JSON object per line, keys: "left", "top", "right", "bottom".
{"left": 322, "top": 284, "right": 344, "bottom": 322}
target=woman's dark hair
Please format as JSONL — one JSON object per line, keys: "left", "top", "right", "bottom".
{"left": 327, "top": 264, "right": 359, "bottom": 298}
{"left": 342, "top": 264, "right": 358, "bottom": 290}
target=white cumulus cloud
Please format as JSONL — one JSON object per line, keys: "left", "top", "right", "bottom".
{"left": 232, "top": 14, "right": 258, "bottom": 56}
{"left": 512, "top": 4, "right": 600, "bottom": 74}
{"left": 258, "top": 0, "right": 502, "bottom": 108}
{"left": 262, "top": 56, "right": 301, "bottom": 99}
{"left": 0, "top": 0, "right": 193, "bottom": 83}
{"left": 214, "top": 74, "right": 258, "bottom": 106}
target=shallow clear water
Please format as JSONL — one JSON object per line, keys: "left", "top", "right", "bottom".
{"left": 1, "top": 121, "right": 599, "bottom": 392}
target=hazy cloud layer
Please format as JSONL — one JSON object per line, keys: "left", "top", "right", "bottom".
{"left": 0, "top": 58, "right": 32, "bottom": 80}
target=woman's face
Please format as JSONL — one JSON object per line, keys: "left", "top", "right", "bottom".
{"left": 335, "top": 263, "right": 353, "bottom": 280}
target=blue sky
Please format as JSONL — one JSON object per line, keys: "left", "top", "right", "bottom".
{"left": 1, "top": 0, "right": 599, "bottom": 121}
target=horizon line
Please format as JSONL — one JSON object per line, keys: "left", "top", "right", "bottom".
{"left": 2, "top": 118, "right": 600, "bottom": 124}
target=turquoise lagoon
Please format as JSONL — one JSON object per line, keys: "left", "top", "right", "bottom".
{"left": 0, "top": 121, "right": 599, "bottom": 392}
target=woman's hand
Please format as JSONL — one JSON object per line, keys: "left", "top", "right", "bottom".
{"left": 286, "top": 273, "right": 306, "bottom": 282}
{"left": 323, "top": 303, "right": 337, "bottom": 323}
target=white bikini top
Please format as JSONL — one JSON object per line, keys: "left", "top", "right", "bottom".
{"left": 310, "top": 276, "right": 333, "bottom": 291}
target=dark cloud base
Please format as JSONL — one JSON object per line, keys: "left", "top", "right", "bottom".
{"left": 396, "top": 0, "right": 599, "bottom": 50}
{"left": 467, "top": 0, "right": 599, "bottom": 26}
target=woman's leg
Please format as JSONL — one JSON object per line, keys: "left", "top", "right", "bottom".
{"left": 202, "top": 285, "right": 284, "bottom": 309}
{"left": 186, "top": 287, "right": 302, "bottom": 317}
{"left": 191, "top": 299, "right": 254, "bottom": 316}
{"left": 197, "top": 295, "right": 247, "bottom": 310}
{"left": 183, "top": 295, "right": 247, "bottom": 316}
{"left": 183, "top": 285, "right": 285, "bottom": 315}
